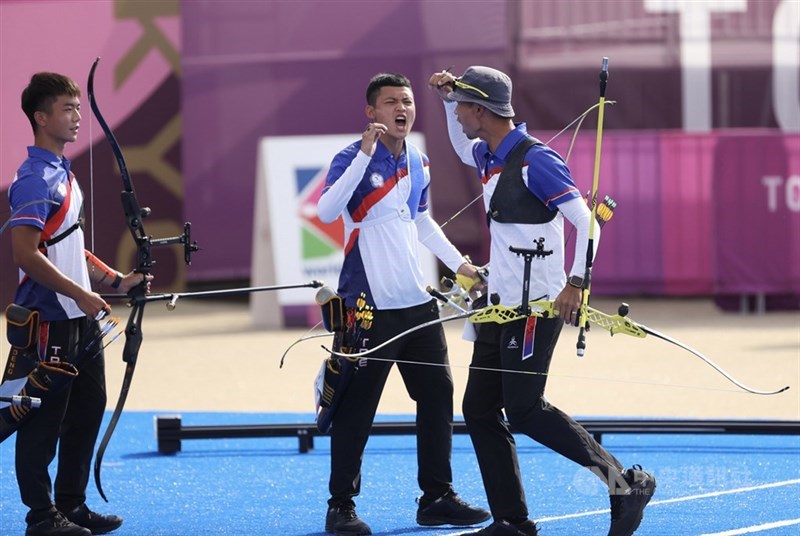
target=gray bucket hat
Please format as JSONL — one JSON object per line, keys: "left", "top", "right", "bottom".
{"left": 447, "top": 66, "right": 514, "bottom": 118}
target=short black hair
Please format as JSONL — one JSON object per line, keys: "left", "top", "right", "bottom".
{"left": 365, "top": 73, "right": 411, "bottom": 106}
{"left": 21, "top": 72, "right": 81, "bottom": 133}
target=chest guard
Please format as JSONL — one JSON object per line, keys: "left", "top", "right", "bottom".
{"left": 487, "top": 137, "right": 556, "bottom": 226}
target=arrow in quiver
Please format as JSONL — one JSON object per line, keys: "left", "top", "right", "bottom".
{"left": 0, "top": 350, "right": 78, "bottom": 443}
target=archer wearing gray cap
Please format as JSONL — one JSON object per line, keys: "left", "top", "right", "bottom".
{"left": 446, "top": 66, "right": 515, "bottom": 118}
{"left": 428, "top": 66, "right": 656, "bottom": 536}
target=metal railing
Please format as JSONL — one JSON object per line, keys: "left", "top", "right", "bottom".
{"left": 154, "top": 416, "right": 800, "bottom": 455}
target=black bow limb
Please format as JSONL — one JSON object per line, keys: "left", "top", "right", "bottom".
{"left": 87, "top": 57, "right": 198, "bottom": 502}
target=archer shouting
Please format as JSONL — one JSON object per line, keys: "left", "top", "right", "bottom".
{"left": 317, "top": 72, "right": 489, "bottom": 536}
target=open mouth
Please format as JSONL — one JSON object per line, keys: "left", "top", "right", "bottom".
{"left": 395, "top": 115, "right": 407, "bottom": 128}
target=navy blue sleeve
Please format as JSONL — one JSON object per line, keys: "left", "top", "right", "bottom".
{"left": 525, "top": 145, "right": 581, "bottom": 209}
{"left": 8, "top": 169, "right": 52, "bottom": 231}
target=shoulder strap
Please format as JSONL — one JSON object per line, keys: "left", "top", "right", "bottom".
{"left": 38, "top": 217, "right": 84, "bottom": 250}
{"left": 38, "top": 198, "right": 85, "bottom": 250}
{"left": 505, "top": 137, "right": 540, "bottom": 170}
{"left": 405, "top": 143, "right": 425, "bottom": 218}
{"left": 406, "top": 143, "right": 424, "bottom": 188}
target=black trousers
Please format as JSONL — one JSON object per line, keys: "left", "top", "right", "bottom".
{"left": 8, "top": 317, "right": 107, "bottom": 521}
{"left": 463, "top": 317, "right": 624, "bottom": 520}
{"left": 328, "top": 300, "right": 454, "bottom": 506}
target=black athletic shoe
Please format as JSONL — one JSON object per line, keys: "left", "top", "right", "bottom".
{"left": 416, "top": 490, "right": 491, "bottom": 526}
{"left": 325, "top": 502, "right": 372, "bottom": 535}
{"left": 608, "top": 465, "right": 657, "bottom": 536}
{"left": 461, "top": 519, "right": 539, "bottom": 535}
{"left": 25, "top": 511, "right": 91, "bottom": 536}
{"left": 61, "top": 505, "right": 123, "bottom": 535}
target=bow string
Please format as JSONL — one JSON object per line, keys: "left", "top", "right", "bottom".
{"left": 87, "top": 57, "right": 198, "bottom": 502}
{"left": 325, "top": 297, "right": 789, "bottom": 396}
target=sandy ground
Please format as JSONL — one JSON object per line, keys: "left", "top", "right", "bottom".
{"left": 2, "top": 297, "right": 799, "bottom": 420}
{"left": 2, "top": 298, "right": 788, "bottom": 420}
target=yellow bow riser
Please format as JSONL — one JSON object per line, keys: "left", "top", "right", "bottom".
{"left": 468, "top": 301, "right": 647, "bottom": 339}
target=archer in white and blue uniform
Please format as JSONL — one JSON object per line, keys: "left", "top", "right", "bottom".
{"left": 430, "top": 65, "right": 656, "bottom": 536}
{"left": 317, "top": 73, "right": 490, "bottom": 536}
{"left": 1, "top": 72, "right": 143, "bottom": 536}
{"left": 322, "top": 138, "right": 463, "bottom": 309}
{"left": 10, "top": 147, "right": 90, "bottom": 321}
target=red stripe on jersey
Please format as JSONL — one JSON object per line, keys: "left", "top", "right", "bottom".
{"left": 39, "top": 176, "right": 73, "bottom": 249}
{"left": 351, "top": 168, "right": 408, "bottom": 222}
{"left": 344, "top": 228, "right": 360, "bottom": 255}
{"left": 481, "top": 165, "right": 504, "bottom": 185}
{"left": 544, "top": 186, "right": 578, "bottom": 207}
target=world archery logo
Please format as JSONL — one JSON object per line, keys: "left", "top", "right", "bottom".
{"left": 296, "top": 167, "right": 344, "bottom": 259}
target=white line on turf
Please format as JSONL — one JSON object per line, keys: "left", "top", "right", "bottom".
{"left": 699, "top": 518, "right": 800, "bottom": 535}
{"left": 438, "top": 478, "right": 800, "bottom": 535}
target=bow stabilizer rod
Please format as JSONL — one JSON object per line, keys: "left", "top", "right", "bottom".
{"left": 100, "top": 280, "right": 324, "bottom": 310}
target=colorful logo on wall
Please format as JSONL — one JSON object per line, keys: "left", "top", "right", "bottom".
{"left": 296, "top": 167, "right": 344, "bottom": 259}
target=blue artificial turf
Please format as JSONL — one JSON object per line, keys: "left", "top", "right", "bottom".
{"left": 1, "top": 412, "right": 798, "bottom": 535}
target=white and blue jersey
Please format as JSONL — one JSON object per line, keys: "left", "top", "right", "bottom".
{"left": 8, "top": 146, "right": 90, "bottom": 321}
{"left": 444, "top": 101, "right": 596, "bottom": 306}
{"left": 318, "top": 140, "right": 463, "bottom": 309}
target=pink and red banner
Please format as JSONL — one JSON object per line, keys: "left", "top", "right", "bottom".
{"left": 3, "top": 0, "right": 797, "bottom": 307}
{"left": 552, "top": 131, "right": 800, "bottom": 298}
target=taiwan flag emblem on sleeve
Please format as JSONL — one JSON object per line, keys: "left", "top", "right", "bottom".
{"left": 522, "top": 317, "right": 536, "bottom": 360}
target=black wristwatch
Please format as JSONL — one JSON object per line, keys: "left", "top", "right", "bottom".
{"left": 567, "top": 275, "right": 585, "bottom": 289}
